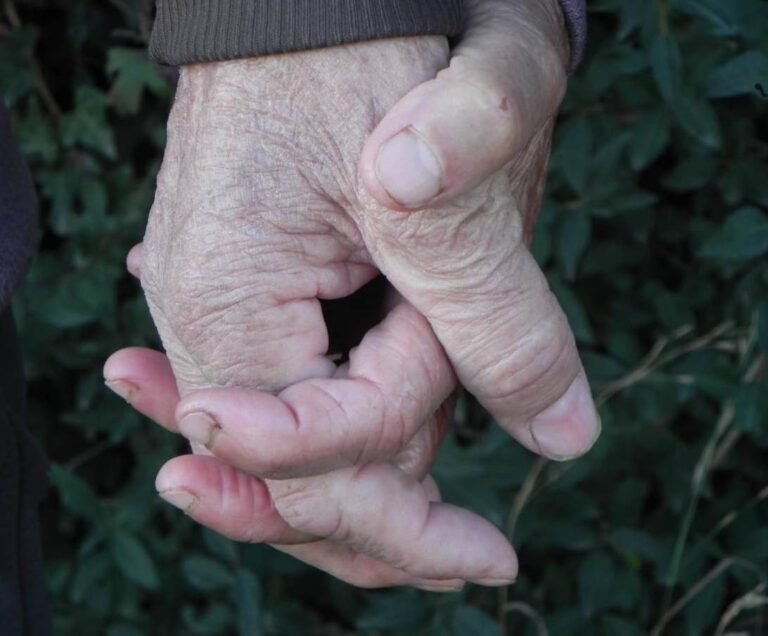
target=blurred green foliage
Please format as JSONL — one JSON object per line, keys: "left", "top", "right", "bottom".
{"left": 1, "top": 0, "right": 767, "bottom": 634}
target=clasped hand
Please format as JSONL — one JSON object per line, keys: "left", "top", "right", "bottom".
{"left": 105, "top": 0, "right": 599, "bottom": 590}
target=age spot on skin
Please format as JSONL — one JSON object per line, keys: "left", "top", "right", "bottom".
{"left": 500, "top": 97, "right": 510, "bottom": 111}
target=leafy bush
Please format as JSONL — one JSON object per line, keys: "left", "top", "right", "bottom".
{"left": 2, "top": 0, "right": 767, "bottom": 634}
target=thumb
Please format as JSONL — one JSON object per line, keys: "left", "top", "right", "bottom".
{"left": 360, "top": 0, "right": 569, "bottom": 210}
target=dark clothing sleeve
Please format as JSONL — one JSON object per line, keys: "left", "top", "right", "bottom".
{"left": 0, "top": 308, "right": 51, "bottom": 636}
{"left": 0, "top": 106, "right": 37, "bottom": 314}
{"left": 0, "top": 105, "right": 51, "bottom": 636}
{"left": 150, "top": 0, "right": 588, "bottom": 69}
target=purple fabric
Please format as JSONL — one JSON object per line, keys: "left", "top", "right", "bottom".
{"left": 560, "top": 0, "right": 587, "bottom": 68}
{"left": 0, "top": 105, "right": 37, "bottom": 312}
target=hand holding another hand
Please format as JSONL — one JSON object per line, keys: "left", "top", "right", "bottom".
{"left": 106, "top": 0, "right": 599, "bottom": 589}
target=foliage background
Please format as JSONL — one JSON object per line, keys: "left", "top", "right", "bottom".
{"left": 2, "top": 0, "right": 768, "bottom": 634}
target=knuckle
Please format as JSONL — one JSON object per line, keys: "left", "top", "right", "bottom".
{"left": 477, "top": 299, "right": 579, "bottom": 416}
{"left": 353, "top": 378, "right": 404, "bottom": 461}
{"left": 270, "top": 480, "right": 337, "bottom": 537}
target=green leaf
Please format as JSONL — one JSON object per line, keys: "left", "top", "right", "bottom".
{"left": 677, "top": 0, "right": 739, "bottom": 36}
{"left": 356, "top": 592, "right": 429, "bottom": 631}
{"left": 233, "top": 569, "right": 263, "bottom": 636}
{"left": 106, "top": 626, "right": 144, "bottom": 636}
{"left": 182, "top": 555, "right": 235, "bottom": 591}
{"left": 0, "top": 27, "right": 38, "bottom": 103}
{"left": 733, "top": 383, "right": 768, "bottom": 435}
{"left": 551, "top": 280, "right": 594, "bottom": 344}
{"left": 708, "top": 50, "right": 768, "bottom": 98}
{"left": 698, "top": 207, "right": 768, "bottom": 263}
{"left": 203, "top": 529, "right": 239, "bottom": 564}
{"left": 450, "top": 606, "right": 502, "bottom": 636}
{"left": 40, "top": 170, "right": 77, "bottom": 236}
{"left": 557, "top": 213, "right": 592, "bottom": 280}
{"left": 650, "top": 35, "right": 682, "bottom": 103}
{"left": 758, "top": 302, "right": 768, "bottom": 352}
{"left": 59, "top": 86, "right": 117, "bottom": 158}
{"left": 672, "top": 94, "right": 722, "bottom": 148}
{"left": 591, "top": 187, "right": 658, "bottom": 217}
{"left": 16, "top": 99, "right": 59, "bottom": 163}
{"left": 71, "top": 552, "right": 111, "bottom": 603}
{"left": 607, "top": 479, "right": 650, "bottom": 527}
{"left": 111, "top": 532, "right": 160, "bottom": 590}
{"left": 265, "top": 602, "right": 314, "bottom": 636}
{"left": 617, "top": 0, "right": 648, "bottom": 40}
{"left": 684, "top": 573, "right": 726, "bottom": 634}
{"left": 628, "top": 110, "right": 670, "bottom": 170}
{"left": 557, "top": 118, "right": 593, "bottom": 194}
{"left": 182, "top": 603, "right": 234, "bottom": 635}
{"left": 36, "top": 264, "right": 119, "bottom": 329}
{"left": 107, "top": 48, "right": 168, "bottom": 114}
{"left": 578, "top": 552, "right": 616, "bottom": 617}
{"left": 601, "top": 616, "right": 647, "bottom": 636}
{"left": 49, "top": 464, "right": 102, "bottom": 522}
{"left": 609, "top": 528, "right": 664, "bottom": 564}
{"left": 662, "top": 156, "right": 719, "bottom": 191}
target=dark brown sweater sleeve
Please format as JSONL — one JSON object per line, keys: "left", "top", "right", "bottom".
{"left": 149, "top": 0, "right": 463, "bottom": 66}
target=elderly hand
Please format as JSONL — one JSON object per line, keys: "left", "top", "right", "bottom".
{"left": 106, "top": 0, "right": 599, "bottom": 588}
{"left": 107, "top": 37, "right": 517, "bottom": 588}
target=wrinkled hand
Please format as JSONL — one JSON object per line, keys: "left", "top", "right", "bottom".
{"left": 106, "top": 0, "right": 600, "bottom": 588}
{"left": 110, "top": 38, "right": 518, "bottom": 586}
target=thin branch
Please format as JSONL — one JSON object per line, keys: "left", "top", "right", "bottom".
{"left": 660, "top": 355, "right": 764, "bottom": 621}
{"left": 502, "top": 602, "right": 549, "bottom": 636}
{"left": 498, "top": 457, "right": 548, "bottom": 630}
{"left": 704, "top": 484, "right": 768, "bottom": 542}
{"left": 65, "top": 439, "right": 112, "bottom": 471}
{"left": 715, "top": 585, "right": 768, "bottom": 636}
{"left": 595, "top": 322, "right": 734, "bottom": 408}
{"left": 653, "top": 558, "right": 766, "bottom": 636}
{"left": 596, "top": 336, "right": 669, "bottom": 407}
{"left": 506, "top": 457, "right": 548, "bottom": 540}
{"left": 662, "top": 402, "right": 734, "bottom": 614}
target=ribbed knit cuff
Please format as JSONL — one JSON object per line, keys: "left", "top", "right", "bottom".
{"left": 150, "top": 0, "right": 463, "bottom": 66}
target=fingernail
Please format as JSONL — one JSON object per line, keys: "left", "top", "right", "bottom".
{"left": 159, "top": 488, "right": 197, "bottom": 513}
{"left": 530, "top": 374, "right": 601, "bottom": 461}
{"left": 178, "top": 411, "right": 220, "bottom": 448}
{"left": 473, "top": 577, "right": 516, "bottom": 587}
{"left": 376, "top": 128, "right": 443, "bottom": 208}
{"left": 416, "top": 582, "right": 465, "bottom": 593}
{"left": 105, "top": 379, "right": 138, "bottom": 404}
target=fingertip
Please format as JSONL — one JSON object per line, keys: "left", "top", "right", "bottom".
{"left": 103, "top": 347, "right": 136, "bottom": 383}
{"left": 104, "top": 347, "right": 171, "bottom": 383}
{"left": 155, "top": 455, "right": 306, "bottom": 544}
{"left": 459, "top": 518, "right": 518, "bottom": 584}
{"left": 373, "top": 127, "right": 444, "bottom": 210}
{"left": 126, "top": 243, "right": 142, "bottom": 279}
{"left": 415, "top": 579, "right": 466, "bottom": 593}
{"left": 361, "top": 75, "right": 520, "bottom": 212}
{"left": 529, "top": 372, "right": 601, "bottom": 461}
{"left": 158, "top": 487, "right": 198, "bottom": 514}
{"left": 155, "top": 455, "right": 191, "bottom": 493}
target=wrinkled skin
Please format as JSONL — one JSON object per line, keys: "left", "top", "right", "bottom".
{"left": 140, "top": 39, "right": 520, "bottom": 585}
{"left": 108, "top": 0, "right": 601, "bottom": 588}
